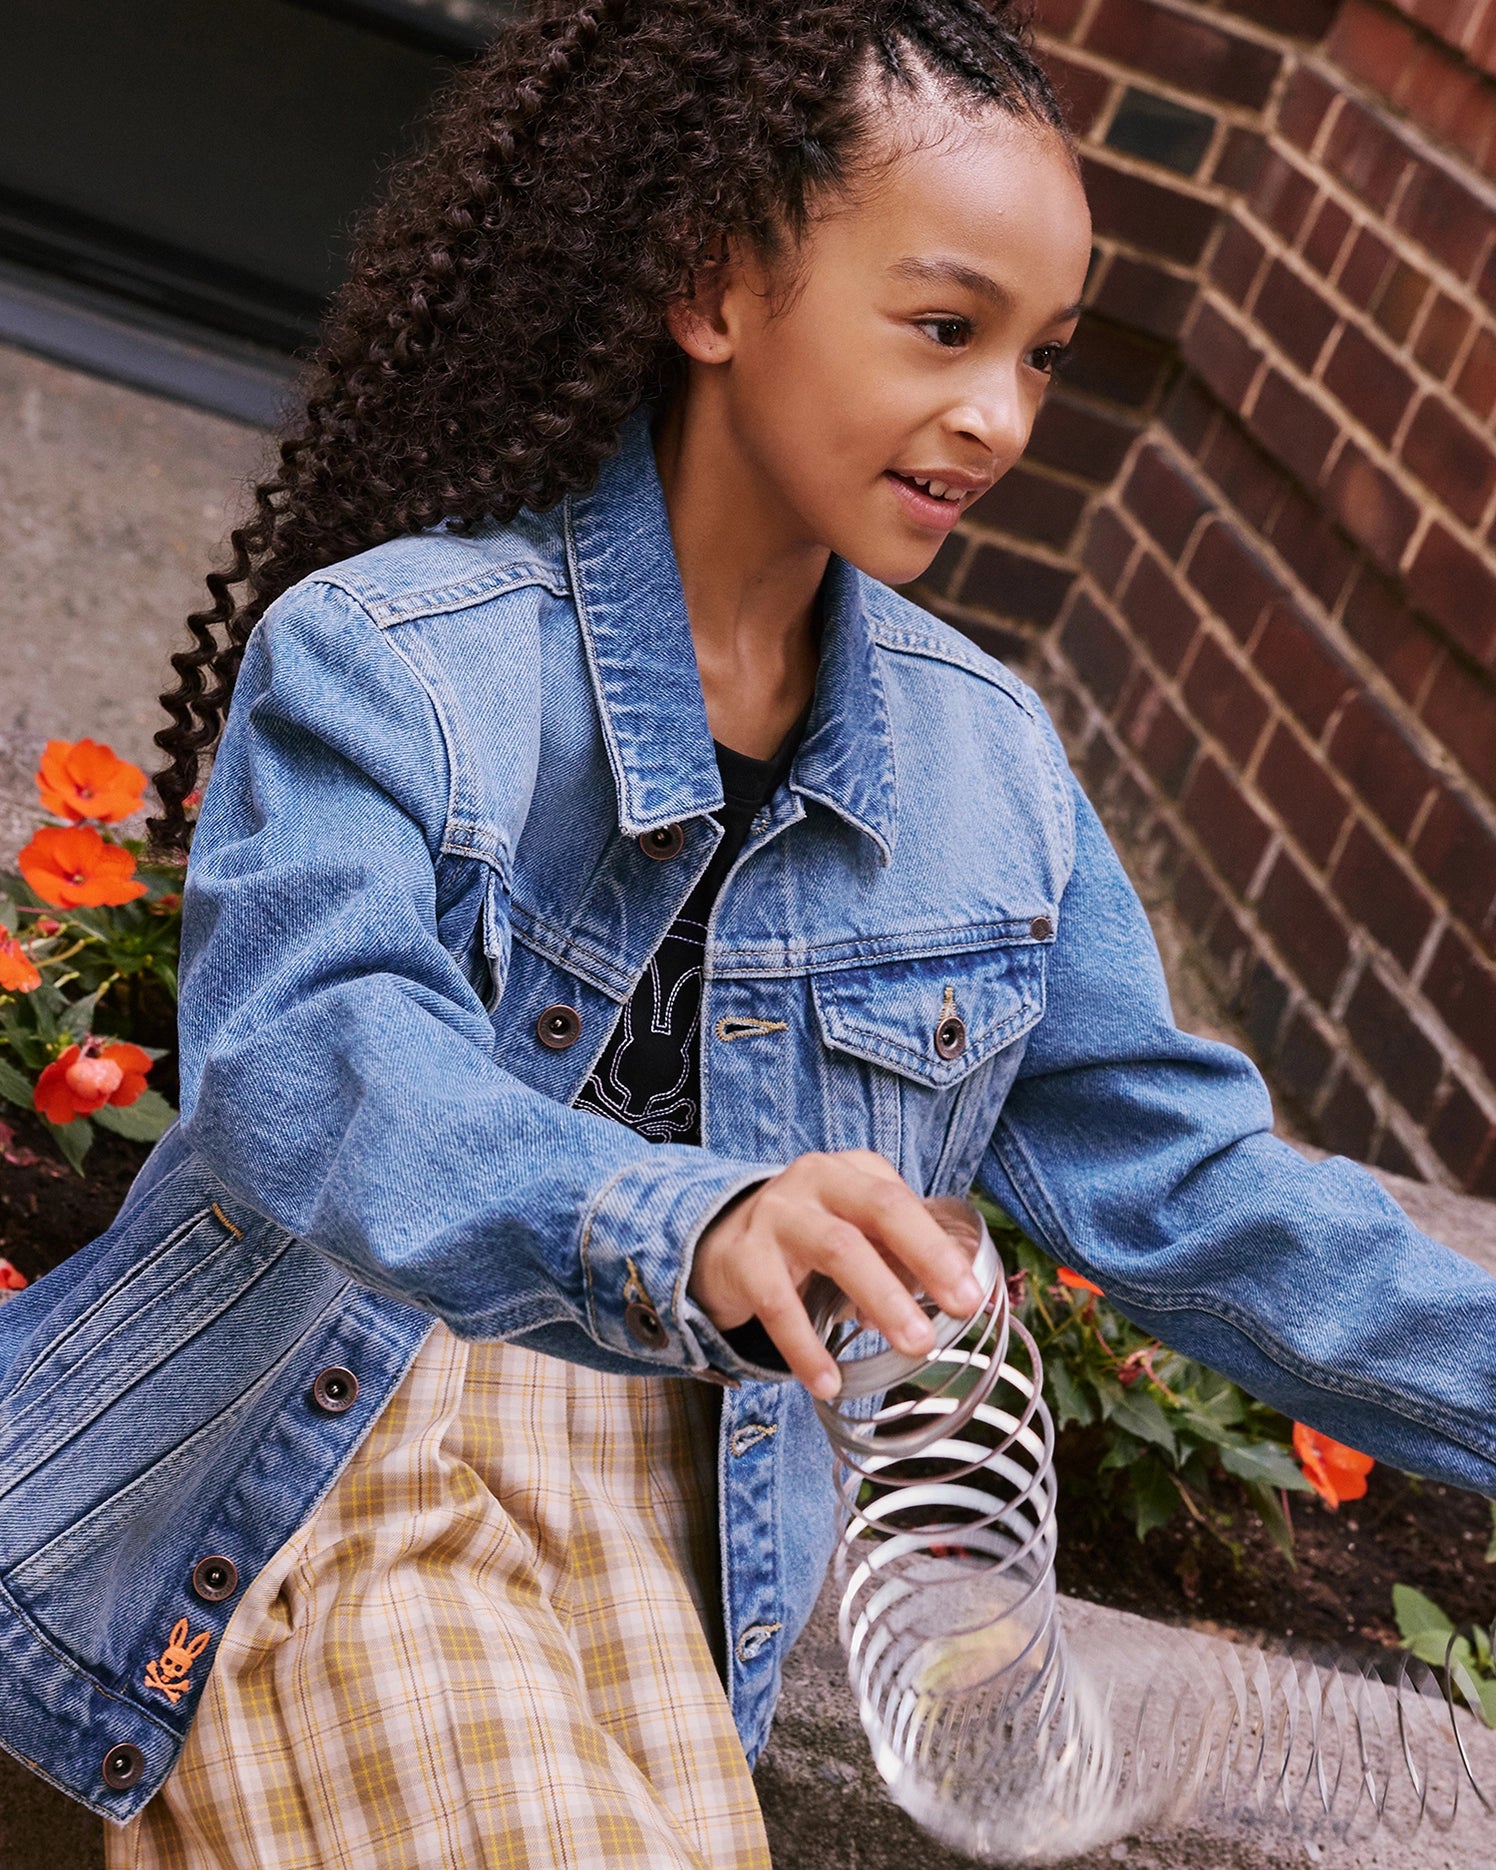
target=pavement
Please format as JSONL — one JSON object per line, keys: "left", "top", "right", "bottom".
{"left": 2, "top": 337, "right": 1496, "bottom": 1867}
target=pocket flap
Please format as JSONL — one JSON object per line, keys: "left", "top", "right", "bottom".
{"left": 810, "top": 940, "right": 1047, "bottom": 1090}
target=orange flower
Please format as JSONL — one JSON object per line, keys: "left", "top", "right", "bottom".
{"left": 0, "top": 934, "right": 40, "bottom": 993}
{"left": 0, "top": 1259, "right": 26, "bottom": 1292}
{"left": 1057, "top": 1267, "right": 1104, "bottom": 1297}
{"left": 1293, "top": 1423, "right": 1374, "bottom": 1509}
{"left": 18, "top": 825, "right": 146, "bottom": 909}
{"left": 34, "top": 1042, "right": 152, "bottom": 1125}
{"left": 36, "top": 738, "right": 146, "bottom": 824}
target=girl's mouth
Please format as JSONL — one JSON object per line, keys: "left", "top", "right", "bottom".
{"left": 884, "top": 471, "right": 968, "bottom": 534}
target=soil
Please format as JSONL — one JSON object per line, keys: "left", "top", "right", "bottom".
{"left": 2, "top": 1130, "right": 1493, "bottom": 1663}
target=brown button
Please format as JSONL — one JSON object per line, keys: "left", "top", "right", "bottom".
{"left": 1030, "top": 915, "right": 1054, "bottom": 941}
{"left": 191, "top": 1556, "right": 239, "bottom": 1603}
{"left": 309, "top": 1366, "right": 359, "bottom": 1415}
{"left": 638, "top": 823, "right": 685, "bottom": 861}
{"left": 536, "top": 1004, "right": 583, "bottom": 1051}
{"left": 101, "top": 1743, "right": 145, "bottom": 1790}
{"left": 693, "top": 1366, "right": 741, "bottom": 1389}
{"left": 625, "top": 1300, "right": 669, "bottom": 1350}
{"left": 934, "top": 1014, "right": 968, "bottom": 1061}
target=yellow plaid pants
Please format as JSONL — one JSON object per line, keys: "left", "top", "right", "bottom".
{"left": 107, "top": 1324, "right": 771, "bottom": 1870}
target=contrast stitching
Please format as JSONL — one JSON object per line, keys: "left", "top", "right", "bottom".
{"left": 715, "top": 1017, "right": 789, "bottom": 1043}
{"left": 210, "top": 1204, "right": 242, "bottom": 1240}
{"left": 730, "top": 1423, "right": 778, "bottom": 1456}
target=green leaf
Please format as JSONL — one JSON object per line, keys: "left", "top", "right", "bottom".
{"left": 1243, "top": 1480, "right": 1297, "bottom": 1566}
{"left": 92, "top": 1089, "right": 175, "bottom": 1142}
{"left": 1045, "top": 1355, "right": 1095, "bottom": 1429}
{"left": 1219, "top": 1440, "right": 1313, "bottom": 1494}
{"left": 1103, "top": 1388, "right": 1179, "bottom": 1462}
{"left": 1393, "top": 1583, "right": 1456, "bottom": 1646}
{"left": 0, "top": 1051, "right": 34, "bottom": 1110}
{"left": 1128, "top": 1456, "right": 1180, "bottom": 1540}
{"left": 1485, "top": 1501, "right": 1496, "bottom": 1565}
{"left": 43, "top": 1114, "right": 94, "bottom": 1174}
{"left": 58, "top": 985, "right": 108, "bottom": 1043}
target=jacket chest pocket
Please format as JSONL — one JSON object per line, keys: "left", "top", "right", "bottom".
{"left": 808, "top": 941, "right": 1047, "bottom": 1194}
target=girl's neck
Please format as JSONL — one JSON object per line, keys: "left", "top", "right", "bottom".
{"left": 651, "top": 393, "right": 825, "bottom": 760}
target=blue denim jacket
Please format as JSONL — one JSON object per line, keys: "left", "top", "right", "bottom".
{"left": 4, "top": 407, "right": 1496, "bottom": 1822}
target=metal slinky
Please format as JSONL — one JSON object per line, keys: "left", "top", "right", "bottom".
{"left": 809, "top": 1201, "right": 1496, "bottom": 1864}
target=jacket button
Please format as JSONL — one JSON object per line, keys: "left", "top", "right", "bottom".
{"left": 638, "top": 823, "right": 685, "bottom": 861}
{"left": 191, "top": 1556, "right": 239, "bottom": 1603}
{"left": 934, "top": 1014, "right": 968, "bottom": 1061}
{"left": 536, "top": 1004, "right": 583, "bottom": 1051}
{"left": 735, "top": 1623, "right": 781, "bottom": 1664}
{"left": 1030, "top": 915, "right": 1054, "bottom": 941}
{"left": 101, "top": 1743, "right": 145, "bottom": 1790}
{"left": 309, "top": 1366, "right": 359, "bottom": 1415}
{"left": 624, "top": 1300, "right": 668, "bottom": 1350}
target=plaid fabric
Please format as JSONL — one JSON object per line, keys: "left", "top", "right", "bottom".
{"left": 107, "top": 1326, "right": 771, "bottom": 1870}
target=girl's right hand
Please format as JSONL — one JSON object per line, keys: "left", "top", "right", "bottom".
{"left": 688, "top": 1150, "right": 985, "bottom": 1398}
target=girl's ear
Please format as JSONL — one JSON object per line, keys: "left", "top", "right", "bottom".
{"left": 664, "top": 248, "right": 738, "bottom": 365}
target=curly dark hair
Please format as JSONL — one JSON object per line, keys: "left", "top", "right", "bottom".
{"left": 150, "top": 0, "right": 1068, "bottom": 851}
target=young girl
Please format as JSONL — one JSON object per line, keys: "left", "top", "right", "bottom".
{"left": 4, "top": 2, "right": 1495, "bottom": 1865}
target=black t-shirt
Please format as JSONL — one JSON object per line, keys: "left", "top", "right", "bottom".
{"left": 574, "top": 717, "right": 806, "bottom": 1146}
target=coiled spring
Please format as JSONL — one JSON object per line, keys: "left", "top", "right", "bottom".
{"left": 809, "top": 1200, "right": 1496, "bottom": 1863}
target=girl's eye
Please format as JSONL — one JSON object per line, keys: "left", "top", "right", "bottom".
{"left": 1028, "top": 341, "right": 1073, "bottom": 377}
{"left": 917, "top": 317, "right": 971, "bottom": 349}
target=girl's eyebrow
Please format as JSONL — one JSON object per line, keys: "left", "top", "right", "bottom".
{"left": 889, "top": 255, "right": 1083, "bottom": 324}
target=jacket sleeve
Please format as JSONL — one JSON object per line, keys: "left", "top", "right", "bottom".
{"left": 177, "top": 576, "right": 775, "bottom": 1375}
{"left": 977, "top": 773, "right": 1496, "bottom": 1498}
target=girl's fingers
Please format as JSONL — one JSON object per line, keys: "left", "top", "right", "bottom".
{"left": 749, "top": 1267, "right": 843, "bottom": 1398}
{"left": 816, "top": 1161, "right": 984, "bottom": 1318}
{"left": 784, "top": 1212, "right": 936, "bottom": 1359}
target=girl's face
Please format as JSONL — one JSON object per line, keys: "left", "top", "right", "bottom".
{"left": 677, "top": 106, "right": 1092, "bottom": 588}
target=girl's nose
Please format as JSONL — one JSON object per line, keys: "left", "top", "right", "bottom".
{"left": 949, "top": 373, "right": 1035, "bottom": 470}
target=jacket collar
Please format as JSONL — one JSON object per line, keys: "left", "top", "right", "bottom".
{"left": 563, "top": 406, "right": 898, "bottom": 860}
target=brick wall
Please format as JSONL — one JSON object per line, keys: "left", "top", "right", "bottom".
{"left": 921, "top": 0, "right": 1496, "bottom": 1192}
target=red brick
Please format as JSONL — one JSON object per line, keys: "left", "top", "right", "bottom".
{"left": 1327, "top": 693, "right": 1438, "bottom": 838}
{"left": 1373, "top": 259, "right": 1433, "bottom": 343}
{"left": 1394, "top": 163, "right": 1493, "bottom": 281}
{"left": 1083, "top": 725, "right": 1122, "bottom": 793}
{"left": 1333, "top": 821, "right": 1438, "bottom": 969}
{"left": 1374, "top": 1126, "right": 1422, "bottom": 1179}
{"left": 1479, "top": 241, "right": 1496, "bottom": 312}
{"left": 1183, "top": 299, "right": 1263, "bottom": 407}
{"left": 969, "top": 464, "right": 1089, "bottom": 550}
{"left": 1254, "top": 259, "right": 1340, "bottom": 372}
{"left": 1277, "top": 1007, "right": 1336, "bottom": 1108}
{"left": 1324, "top": 98, "right": 1414, "bottom": 212}
{"left": 1225, "top": 0, "right": 1338, "bottom": 36}
{"left": 960, "top": 543, "right": 1075, "bottom": 626}
{"left": 1185, "top": 520, "right": 1283, "bottom": 641}
{"left": 1236, "top": 953, "right": 1292, "bottom": 1055}
{"left": 1121, "top": 550, "right": 1202, "bottom": 668}
{"left": 1326, "top": 0, "right": 1422, "bottom": 97}
{"left": 1122, "top": 443, "right": 1211, "bottom": 556}
{"left": 1258, "top": 850, "right": 1353, "bottom": 1004}
{"left": 1092, "top": 253, "right": 1198, "bottom": 342}
{"left": 1264, "top": 485, "right": 1358, "bottom": 611}
{"left": 1406, "top": 523, "right": 1496, "bottom": 668}
{"left": 1340, "top": 568, "right": 1441, "bottom": 699}
{"left": 1081, "top": 503, "right": 1138, "bottom": 593}
{"left": 1429, "top": 1078, "right": 1496, "bottom": 1190}
{"left": 1321, "top": 323, "right": 1418, "bottom": 447}
{"left": 1060, "top": 591, "right": 1135, "bottom": 712}
{"left": 1344, "top": 966, "right": 1445, "bottom": 1120}
{"left": 1162, "top": 377, "right": 1216, "bottom": 457}
{"left": 1454, "top": 325, "right": 1496, "bottom": 420}
{"left": 1246, "top": 371, "right": 1339, "bottom": 487}
{"left": 1424, "top": 925, "right": 1496, "bottom": 1083}
{"left": 1322, "top": 444, "right": 1421, "bottom": 573}
{"left": 1119, "top": 680, "right": 1200, "bottom": 796}
{"left": 1209, "top": 219, "right": 1268, "bottom": 305}
{"left": 1063, "top": 320, "right": 1173, "bottom": 410}
{"left": 1414, "top": 784, "right": 1496, "bottom": 940}
{"left": 1257, "top": 722, "right": 1351, "bottom": 867}
{"left": 1173, "top": 853, "right": 1224, "bottom": 938}
{"left": 1338, "top": 226, "right": 1396, "bottom": 310}
{"left": 1200, "top": 418, "right": 1286, "bottom": 529}
{"left": 1183, "top": 755, "right": 1274, "bottom": 890}
{"left": 1317, "top": 1066, "right": 1378, "bottom": 1159}
{"left": 1278, "top": 65, "right": 1340, "bottom": 152}
{"left": 1028, "top": 394, "right": 1140, "bottom": 484}
{"left": 1043, "top": 49, "right": 1113, "bottom": 134}
{"left": 1252, "top": 600, "right": 1357, "bottom": 735}
{"left": 1081, "top": 155, "right": 1220, "bottom": 265}
{"left": 1184, "top": 632, "right": 1271, "bottom": 763}
{"left": 1401, "top": 394, "right": 1496, "bottom": 527}
{"left": 1084, "top": 0, "right": 1283, "bottom": 108}
{"left": 1420, "top": 652, "right": 1496, "bottom": 796}
{"left": 1213, "top": 127, "right": 1269, "bottom": 194}
{"left": 1247, "top": 151, "right": 1319, "bottom": 244}
{"left": 1206, "top": 898, "right": 1254, "bottom": 979}
{"left": 1302, "top": 196, "right": 1353, "bottom": 277}
{"left": 1414, "top": 292, "right": 1475, "bottom": 378}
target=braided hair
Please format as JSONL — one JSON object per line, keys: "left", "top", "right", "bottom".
{"left": 150, "top": 0, "right": 1067, "bottom": 851}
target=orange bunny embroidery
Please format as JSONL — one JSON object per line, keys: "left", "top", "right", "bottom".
{"left": 144, "top": 1617, "right": 211, "bottom": 1705}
